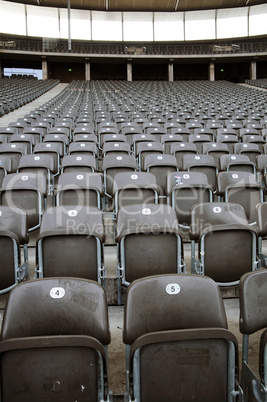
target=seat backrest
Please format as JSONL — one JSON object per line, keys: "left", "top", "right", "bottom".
{"left": 1, "top": 277, "right": 110, "bottom": 345}
{"left": 0, "top": 205, "right": 28, "bottom": 244}
{"left": 190, "top": 202, "right": 249, "bottom": 240}
{"left": 56, "top": 172, "right": 103, "bottom": 207}
{"left": 123, "top": 274, "right": 227, "bottom": 345}
{"left": 239, "top": 270, "right": 267, "bottom": 335}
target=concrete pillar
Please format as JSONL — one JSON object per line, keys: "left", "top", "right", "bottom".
{"left": 85, "top": 60, "right": 90, "bottom": 81}
{"left": 127, "top": 60, "right": 132, "bottom": 82}
{"left": 42, "top": 59, "right": 48, "bottom": 80}
{"left": 250, "top": 60, "right": 257, "bottom": 80}
{"left": 168, "top": 60, "right": 174, "bottom": 82}
{"left": 209, "top": 62, "right": 215, "bottom": 82}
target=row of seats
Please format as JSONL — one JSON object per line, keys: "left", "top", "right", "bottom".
{"left": 0, "top": 270, "right": 266, "bottom": 401}
{"left": 2, "top": 198, "right": 267, "bottom": 302}
{"left": 0, "top": 77, "right": 59, "bottom": 117}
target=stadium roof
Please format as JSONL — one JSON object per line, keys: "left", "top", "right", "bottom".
{"left": 5, "top": 0, "right": 267, "bottom": 12}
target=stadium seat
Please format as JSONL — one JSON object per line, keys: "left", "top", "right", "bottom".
{"left": 123, "top": 274, "right": 242, "bottom": 401}
{"left": 190, "top": 202, "right": 258, "bottom": 286}
{"left": 36, "top": 206, "right": 106, "bottom": 284}
{"left": 0, "top": 277, "right": 112, "bottom": 401}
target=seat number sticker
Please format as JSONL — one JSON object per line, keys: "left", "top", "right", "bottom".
{"left": 166, "top": 283, "right": 181, "bottom": 295}
{"left": 50, "top": 287, "right": 65, "bottom": 299}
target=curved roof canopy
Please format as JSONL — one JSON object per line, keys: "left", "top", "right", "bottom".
{"left": 5, "top": 0, "right": 267, "bottom": 12}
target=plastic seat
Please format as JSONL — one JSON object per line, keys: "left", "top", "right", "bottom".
{"left": 113, "top": 172, "right": 159, "bottom": 216}
{"left": 0, "top": 277, "right": 112, "bottom": 401}
{"left": 216, "top": 133, "right": 239, "bottom": 152}
{"left": 34, "top": 142, "right": 63, "bottom": 175}
{"left": 17, "top": 154, "right": 55, "bottom": 196}
{"left": 136, "top": 142, "right": 164, "bottom": 170}
{"left": 0, "top": 156, "right": 11, "bottom": 187}
{"left": 0, "top": 206, "right": 29, "bottom": 293}
{"left": 188, "top": 134, "right": 212, "bottom": 153}
{"left": 217, "top": 171, "right": 264, "bottom": 225}
{"left": 102, "top": 142, "right": 131, "bottom": 157}
{"left": 131, "top": 134, "right": 156, "bottom": 156}
{"left": 220, "top": 154, "right": 256, "bottom": 176}
{"left": 73, "top": 133, "right": 98, "bottom": 144}
{"left": 44, "top": 134, "right": 69, "bottom": 156}
{"left": 10, "top": 134, "right": 35, "bottom": 153}
{"left": 103, "top": 154, "right": 137, "bottom": 198}
{"left": 0, "top": 172, "right": 47, "bottom": 231}
{"left": 69, "top": 142, "right": 98, "bottom": 158}
{"left": 56, "top": 172, "right": 102, "bottom": 209}
{"left": 123, "top": 274, "right": 242, "bottom": 402}
{"left": 23, "top": 127, "right": 44, "bottom": 143}
{"left": 255, "top": 202, "right": 267, "bottom": 268}
{"left": 167, "top": 171, "right": 213, "bottom": 229}
{"left": 170, "top": 142, "right": 198, "bottom": 170}
{"left": 36, "top": 206, "right": 106, "bottom": 284}
{"left": 190, "top": 202, "right": 258, "bottom": 286}
{"left": 116, "top": 204, "right": 185, "bottom": 304}
{"left": 61, "top": 154, "right": 97, "bottom": 173}
{"left": 0, "top": 143, "right": 28, "bottom": 172}
{"left": 203, "top": 142, "right": 230, "bottom": 169}
{"left": 239, "top": 269, "right": 267, "bottom": 402}
{"left": 183, "top": 154, "right": 218, "bottom": 193}
{"left": 160, "top": 134, "right": 184, "bottom": 154}
{"left": 234, "top": 143, "right": 262, "bottom": 165}
{"left": 144, "top": 154, "right": 178, "bottom": 198}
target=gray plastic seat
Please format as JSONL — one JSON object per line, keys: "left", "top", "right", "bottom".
{"left": 0, "top": 143, "right": 28, "bottom": 172}
{"left": 190, "top": 202, "right": 258, "bottom": 286}
{"left": 56, "top": 172, "right": 103, "bottom": 209}
{"left": 183, "top": 154, "right": 218, "bottom": 193}
{"left": 102, "top": 141, "right": 131, "bottom": 157}
{"left": 217, "top": 171, "right": 264, "bottom": 225}
{"left": 36, "top": 206, "right": 106, "bottom": 284}
{"left": 144, "top": 154, "right": 178, "bottom": 198}
{"left": 234, "top": 143, "right": 262, "bottom": 164}
{"left": 160, "top": 134, "right": 184, "bottom": 154}
{"left": 61, "top": 154, "right": 97, "bottom": 173}
{"left": 0, "top": 156, "right": 11, "bottom": 187}
{"left": 0, "top": 172, "right": 47, "bottom": 231}
{"left": 103, "top": 154, "right": 137, "bottom": 198}
{"left": 167, "top": 171, "right": 213, "bottom": 228}
{"left": 17, "top": 154, "right": 55, "bottom": 196}
{"left": 239, "top": 269, "right": 267, "bottom": 402}
{"left": 189, "top": 134, "right": 212, "bottom": 153}
{"left": 170, "top": 142, "right": 198, "bottom": 170}
{"left": 34, "top": 142, "right": 63, "bottom": 175}
{"left": 136, "top": 142, "right": 164, "bottom": 170}
{"left": 116, "top": 204, "right": 185, "bottom": 304}
{"left": 0, "top": 277, "right": 112, "bottom": 401}
{"left": 113, "top": 172, "right": 159, "bottom": 216}
{"left": 220, "top": 154, "right": 256, "bottom": 176}
{"left": 123, "top": 274, "right": 242, "bottom": 402}
{"left": 0, "top": 206, "right": 29, "bottom": 293}
{"left": 202, "top": 142, "right": 230, "bottom": 169}
{"left": 69, "top": 142, "right": 98, "bottom": 158}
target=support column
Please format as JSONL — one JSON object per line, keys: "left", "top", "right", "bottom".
{"left": 209, "top": 61, "right": 215, "bottom": 82}
{"left": 42, "top": 58, "right": 48, "bottom": 80}
{"left": 168, "top": 59, "right": 174, "bottom": 82}
{"left": 127, "top": 59, "right": 132, "bottom": 82}
{"left": 250, "top": 59, "right": 257, "bottom": 80}
{"left": 85, "top": 60, "right": 90, "bottom": 81}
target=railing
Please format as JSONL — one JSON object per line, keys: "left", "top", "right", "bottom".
{"left": 0, "top": 36, "right": 267, "bottom": 56}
